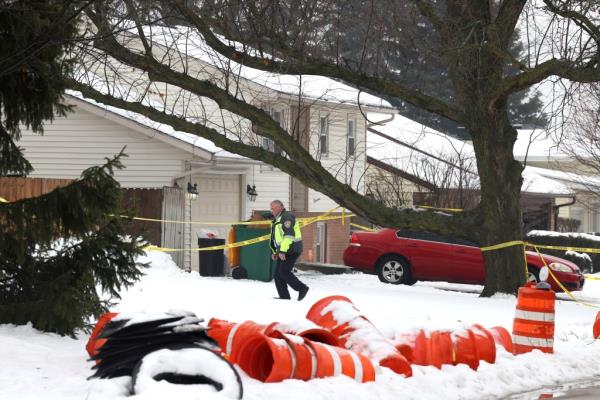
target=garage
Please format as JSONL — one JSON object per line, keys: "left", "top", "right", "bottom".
{"left": 189, "top": 174, "right": 242, "bottom": 272}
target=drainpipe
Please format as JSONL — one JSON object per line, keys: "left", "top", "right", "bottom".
{"left": 552, "top": 196, "right": 577, "bottom": 231}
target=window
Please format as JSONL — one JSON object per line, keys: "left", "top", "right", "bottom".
{"left": 347, "top": 117, "right": 356, "bottom": 157}
{"left": 316, "top": 222, "right": 326, "bottom": 262}
{"left": 260, "top": 109, "right": 284, "bottom": 154}
{"left": 319, "top": 115, "right": 329, "bottom": 155}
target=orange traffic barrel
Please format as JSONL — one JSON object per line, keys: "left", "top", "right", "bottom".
{"left": 306, "top": 295, "right": 412, "bottom": 377}
{"left": 235, "top": 331, "right": 375, "bottom": 383}
{"left": 207, "top": 319, "right": 278, "bottom": 361}
{"left": 305, "top": 295, "right": 355, "bottom": 344}
{"left": 594, "top": 311, "right": 600, "bottom": 339}
{"left": 512, "top": 284, "right": 555, "bottom": 354}
{"left": 86, "top": 312, "right": 118, "bottom": 357}
{"left": 395, "top": 325, "right": 504, "bottom": 370}
{"left": 488, "top": 326, "right": 513, "bottom": 354}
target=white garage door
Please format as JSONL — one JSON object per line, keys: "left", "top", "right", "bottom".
{"left": 190, "top": 174, "right": 241, "bottom": 272}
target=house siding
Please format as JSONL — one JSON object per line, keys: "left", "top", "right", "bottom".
{"left": 17, "top": 105, "right": 192, "bottom": 188}
{"left": 306, "top": 104, "right": 367, "bottom": 213}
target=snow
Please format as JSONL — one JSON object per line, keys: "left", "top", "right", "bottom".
{"left": 132, "top": 347, "right": 241, "bottom": 399}
{"left": 143, "top": 25, "right": 392, "bottom": 109}
{"left": 2, "top": 250, "right": 600, "bottom": 400}
{"left": 366, "top": 113, "right": 597, "bottom": 195}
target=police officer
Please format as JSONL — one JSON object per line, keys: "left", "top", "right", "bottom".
{"left": 269, "top": 200, "right": 309, "bottom": 301}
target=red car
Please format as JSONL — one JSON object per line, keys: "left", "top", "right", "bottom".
{"left": 343, "top": 229, "right": 585, "bottom": 292}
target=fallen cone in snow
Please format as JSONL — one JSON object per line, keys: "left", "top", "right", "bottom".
{"left": 512, "top": 283, "right": 555, "bottom": 355}
{"left": 235, "top": 331, "right": 375, "bottom": 383}
{"left": 594, "top": 311, "right": 600, "bottom": 339}
{"left": 394, "top": 324, "right": 506, "bottom": 370}
{"left": 207, "top": 318, "right": 339, "bottom": 362}
{"left": 306, "top": 295, "right": 412, "bottom": 377}
{"left": 208, "top": 319, "right": 279, "bottom": 362}
{"left": 86, "top": 312, "right": 119, "bottom": 357}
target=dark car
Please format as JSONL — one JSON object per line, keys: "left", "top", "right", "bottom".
{"left": 343, "top": 229, "right": 585, "bottom": 292}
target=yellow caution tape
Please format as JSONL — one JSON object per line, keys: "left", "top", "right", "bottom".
{"left": 530, "top": 245, "right": 600, "bottom": 308}
{"left": 416, "top": 205, "right": 463, "bottom": 212}
{"left": 145, "top": 207, "right": 351, "bottom": 252}
{"left": 114, "top": 209, "right": 354, "bottom": 227}
{"left": 525, "top": 243, "right": 600, "bottom": 254}
{"left": 350, "top": 222, "right": 377, "bottom": 232}
{"left": 480, "top": 240, "right": 525, "bottom": 252}
{"left": 145, "top": 233, "right": 271, "bottom": 252}
{"left": 0, "top": 196, "right": 8, "bottom": 203}
{"left": 584, "top": 275, "right": 600, "bottom": 280}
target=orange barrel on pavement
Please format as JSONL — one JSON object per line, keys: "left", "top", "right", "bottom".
{"left": 235, "top": 331, "right": 375, "bottom": 383}
{"left": 306, "top": 295, "right": 412, "bottom": 377}
{"left": 512, "top": 285, "right": 555, "bottom": 354}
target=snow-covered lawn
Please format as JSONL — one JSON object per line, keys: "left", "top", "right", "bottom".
{"left": 1, "top": 251, "right": 600, "bottom": 400}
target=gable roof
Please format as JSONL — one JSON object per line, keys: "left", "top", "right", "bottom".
{"left": 128, "top": 23, "right": 394, "bottom": 110}
{"left": 66, "top": 91, "right": 258, "bottom": 163}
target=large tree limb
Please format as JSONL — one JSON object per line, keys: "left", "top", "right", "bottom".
{"left": 494, "top": 0, "right": 528, "bottom": 47}
{"left": 171, "top": 1, "right": 465, "bottom": 124}
{"left": 67, "top": 78, "right": 477, "bottom": 238}
{"left": 493, "top": 58, "right": 600, "bottom": 100}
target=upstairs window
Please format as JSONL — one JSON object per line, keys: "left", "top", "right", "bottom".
{"left": 260, "top": 109, "right": 285, "bottom": 154}
{"left": 347, "top": 117, "right": 356, "bottom": 157}
{"left": 319, "top": 115, "right": 329, "bottom": 155}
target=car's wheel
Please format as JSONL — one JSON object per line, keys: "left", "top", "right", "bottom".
{"left": 377, "top": 255, "right": 414, "bottom": 285}
{"left": 526, "top": 266, "right": 539, "bottom": 284}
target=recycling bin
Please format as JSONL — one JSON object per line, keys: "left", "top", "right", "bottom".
{"left": 234, "top": 225, "right": 273, "bottom": 282}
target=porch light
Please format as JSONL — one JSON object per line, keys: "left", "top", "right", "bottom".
{"left": 246, "top": 184, "right": 258, "bottom": 202}
{"left": 186, "top": 181, "right": 199, "bottom": 200}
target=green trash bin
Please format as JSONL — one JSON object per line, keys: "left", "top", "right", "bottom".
{"left": 234, "top": 225, "right": 274, "bottom": 282}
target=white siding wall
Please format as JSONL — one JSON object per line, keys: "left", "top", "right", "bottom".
{"left": 244, "top": 164, "right": 290, "bottom": 219}
{"left": 17, "top": 106, "right": 193, "bottom": 188}
{"left": 306, "top": 104, "right": 368, "bottom": 213}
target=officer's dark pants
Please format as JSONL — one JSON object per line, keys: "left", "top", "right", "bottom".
{"left": 274, "top": 252, "right": 308, "bottom": 299}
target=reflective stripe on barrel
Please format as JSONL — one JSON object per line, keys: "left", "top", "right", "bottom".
{"left": 512, "top": 286, "right": 555, "bottom": 355}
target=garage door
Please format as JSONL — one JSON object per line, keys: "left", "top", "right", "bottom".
{"left": 188, "top": 174, "right": 241, "bottom": 272}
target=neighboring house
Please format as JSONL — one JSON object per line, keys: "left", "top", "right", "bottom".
{"left": 513, "top": 129, "right": 600, "bottom": 232}
{"left": 364, "top": 114, "right": 600, "bottom": 232}
{"left": 11, "top": 32, "right": 393, "bottom": 272}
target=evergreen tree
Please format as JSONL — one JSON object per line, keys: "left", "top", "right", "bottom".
{"left": 0, "top": 1, "right": 147, "bottom": 336}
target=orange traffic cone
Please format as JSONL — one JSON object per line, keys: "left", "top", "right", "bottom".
{"left": 306, "top": 295, "right": 412, "bottom": 377}
{"left": 235, "top": 331, "right": 375, "bottom": 383}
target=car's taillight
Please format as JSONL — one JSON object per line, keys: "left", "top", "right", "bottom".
{"left": 349, "top": 233, "right": 361, "bottom": 247}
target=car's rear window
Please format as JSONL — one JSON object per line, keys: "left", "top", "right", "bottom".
{"left": 395, "top": 229, "right": 476, "bottom": 247}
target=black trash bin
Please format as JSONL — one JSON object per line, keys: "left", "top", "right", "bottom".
{"left": 197, "top": 238, "right": 225, "bottom": 277}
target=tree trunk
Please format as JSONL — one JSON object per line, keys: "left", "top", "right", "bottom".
{"left": 470, "top": 112, "right": 526, "bottom": 296}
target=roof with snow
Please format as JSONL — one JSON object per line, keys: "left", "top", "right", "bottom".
{"left": 66, "top": 91, "right": 244, "bottom": 160}
{"left": 138, "top": 24, "right": 393, "bottom": 109}
{"left": 366, "top": 113, "right": 597, "bottom": 196}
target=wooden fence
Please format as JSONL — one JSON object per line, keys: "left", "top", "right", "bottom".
{"left": 0, "top": 177, "right": 73, "bottom": 201}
